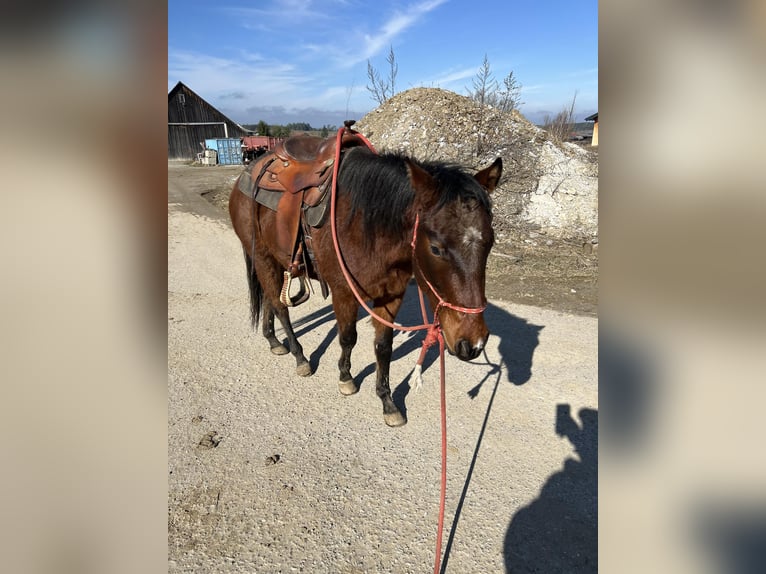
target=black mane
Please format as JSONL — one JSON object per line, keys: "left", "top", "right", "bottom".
{"left": 337, "top": 147, "right": 492, "bottom": 246}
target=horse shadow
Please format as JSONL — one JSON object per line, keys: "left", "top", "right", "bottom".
{"left": 502, "top": 405, "right": 598, "bottom": 573}
{"left": 353, "top": 282, "right": 543, "bottom": 418}
{"left": 476, "top": 302, "right": 544, "bottom": 390}
{"left": 290, "top": 301, "right": 338, "bottom": 370}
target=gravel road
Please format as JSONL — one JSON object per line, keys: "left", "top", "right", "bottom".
{"left": 168, "top": 164, "right": 598, "bottom": 573}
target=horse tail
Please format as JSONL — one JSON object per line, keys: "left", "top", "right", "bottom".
{"left": 243, "top": 249, "right": 263, "bottom": 329}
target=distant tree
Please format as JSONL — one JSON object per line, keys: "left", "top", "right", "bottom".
{"left": 271, "top": 125, "right": 291, "bottom": 138}
{"left": 286, "top": 122, "right": 312, "bottom": 132}
{"left": 366, "top": 45, "right": 398, "bottom": 105}
{"left": 255, "top": 120, "right": 270, "bottom": 136}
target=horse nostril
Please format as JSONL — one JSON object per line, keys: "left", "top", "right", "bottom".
{"left": 457, "top": 339, "right": 476, "bottom": 361}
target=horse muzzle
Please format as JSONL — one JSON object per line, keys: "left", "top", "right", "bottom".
{"left": 453, "top": 337, "right": 485, "bottom": 361}
{"left": 441, "top": 311, "right": 489, "bottom": 362}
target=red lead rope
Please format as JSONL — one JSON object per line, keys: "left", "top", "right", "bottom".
{"left": 328, "top": 126, "right": 485, "bottom": 574}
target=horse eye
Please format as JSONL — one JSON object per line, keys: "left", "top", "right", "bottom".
{"left": 430, "top": 244, "right": 443, "bottom": 257}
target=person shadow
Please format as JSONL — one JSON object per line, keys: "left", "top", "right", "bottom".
{"left": 502, "top": 405, "right": 598, "bottom": 573}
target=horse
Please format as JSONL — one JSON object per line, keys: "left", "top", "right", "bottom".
{"left": 229, "top": 142, "right": 502, "bottom": 426}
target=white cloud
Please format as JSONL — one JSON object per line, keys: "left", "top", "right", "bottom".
{"left": 230, "top": 0, "right": 326, "bottom": 27}
{"left": 168, "top": 47, "right": 374, "bottom": 124}
{"left": 429, "top": 67, "right": 476, "bottom": 88}
{"left": 168, "top": 49, "right": 303, "bottom": 103}
{"left": 354, "top": 0, "right": 449, "bottom": 64}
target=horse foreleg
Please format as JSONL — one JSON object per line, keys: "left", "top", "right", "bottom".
{"left": 272, "top": 304, "right": 312, "bottom": 377}
{"left": 334, "top": 297, "right": 359, "bottom": 396}
{"left": 261, "top": 298, "right": 288, "bottom": 355}
{"left": 372, "top": 299, "right": 406, "bottom": 427}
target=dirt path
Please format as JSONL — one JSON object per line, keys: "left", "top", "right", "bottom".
{"left": 168, "top": 164, "right": 598, "bottom": 572}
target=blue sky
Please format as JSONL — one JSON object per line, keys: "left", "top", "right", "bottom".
{"left": 168, "top": 0, "right": 597, "bottom": 127}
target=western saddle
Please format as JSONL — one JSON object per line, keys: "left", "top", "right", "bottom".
{"left": 237, "top": 121, "right": 371, "bottom": 306}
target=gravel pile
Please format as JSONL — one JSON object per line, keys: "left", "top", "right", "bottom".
{"left": 355, "top": 88, "right": 598, "bottom": 240}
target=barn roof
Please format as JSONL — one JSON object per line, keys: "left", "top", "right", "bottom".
{"left": 168, "top": 81, "right": 255, "bottom": 160}
{"left": 168, "top": 81, "right": 251, "bottom": 134}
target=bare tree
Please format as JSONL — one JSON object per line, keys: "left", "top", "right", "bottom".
{"left": 386, "top": 45, "right": 397, "bottom": 96}
{"left": 496, "top": 71, "right": 523, "bottom": 113}
{"left": 544, "top": 91, "right": 579, "bottom": 143}
{"left": 467, "top": 55, "right": 500, "bottom": 155}
{"left": 467, "top": 55, "right": 525, "bottom": 154}
{"left": 366, "top": 45, "right": 398, "bottom": 105}
{"left": 467, "top": 54, "right": 498, "bottom": 107}
{"left": 467, "top": 55, "right": 523, "bottom": 112}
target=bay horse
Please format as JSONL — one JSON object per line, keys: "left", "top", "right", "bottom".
{"left": 229, "top": 142, "right": 502, "bottom": 426}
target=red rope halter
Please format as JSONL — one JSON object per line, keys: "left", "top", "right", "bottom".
{"left": 328, "top": 126, "right": 486, "bottom": 573}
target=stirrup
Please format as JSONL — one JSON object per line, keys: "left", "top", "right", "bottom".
{"left": 280, "top": 271, "right": 311, "bottom": 307}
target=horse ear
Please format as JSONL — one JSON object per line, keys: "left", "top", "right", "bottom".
{"left": 474, "top": 158, "right": 503, "bottom": 193}
{"left": 405, "top": 159, "right": 440, "bottom": 211}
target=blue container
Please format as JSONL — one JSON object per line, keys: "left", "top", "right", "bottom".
{"left": 204, "top": 138, "right": 219, "bottom": 152}
{"left": 215, "top": 138, "right": 243, "bottom": 165}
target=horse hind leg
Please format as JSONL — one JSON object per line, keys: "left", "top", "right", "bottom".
{"left": 243, "top": 249, "right": 286, "bottom": 354}
{"left": 261, "top": 298, "right": 289, "bottom": 355}
{"left": 247, "top": 244, "right": 310, "bottom": 376}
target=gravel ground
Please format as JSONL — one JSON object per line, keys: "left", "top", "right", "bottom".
{"left": 168, "top": 164, "right": 598, "bottom": 573}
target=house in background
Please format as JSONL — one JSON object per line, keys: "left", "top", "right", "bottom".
{"left": 584, "top": 112, "right": 598, "bottom": 147}
{"left": 168, "top": 81, "right": 251, "bottom": 161}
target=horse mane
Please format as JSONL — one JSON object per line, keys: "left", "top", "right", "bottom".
{"left": 338, "top": 147, "right": 492, "bottom": 248}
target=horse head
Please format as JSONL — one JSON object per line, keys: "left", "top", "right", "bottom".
{"left": 407, "top": 157, "right": 503, "bottom": 361}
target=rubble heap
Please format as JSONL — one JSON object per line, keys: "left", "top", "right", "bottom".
{"left": 355, "top": 87, "right": 598, "bottom": 241}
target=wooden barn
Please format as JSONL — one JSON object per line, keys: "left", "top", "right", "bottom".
{"left": 168, "top": 81, "right": 251, "bottom": 161}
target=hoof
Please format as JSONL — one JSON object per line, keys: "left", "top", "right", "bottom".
{"left": 338, "top": 380, "right": 358, "bottom": 396}
{"left": 270, "top": 344, "right": 289, "bottom": 356}
{"left": 384, "top": 411, "right": 407, "bottom": 427}
{"left": 296, "top": 362, "right": 313, "bottom": 377}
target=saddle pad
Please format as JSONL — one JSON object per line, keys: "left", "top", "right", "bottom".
{"left": 304, "top": 190, "right": 330, "bottom": 227}
{"left": 236, "top": 160, "right": 282, "bottom": 209}
{"left": 237, "top": 168, "right": 330, "bottom": 226}
{"left": 255, "top": 187, "right": 282, "bottom": 212}
{"left": 236, "top": 168, "right": 256, "bottom": 199}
